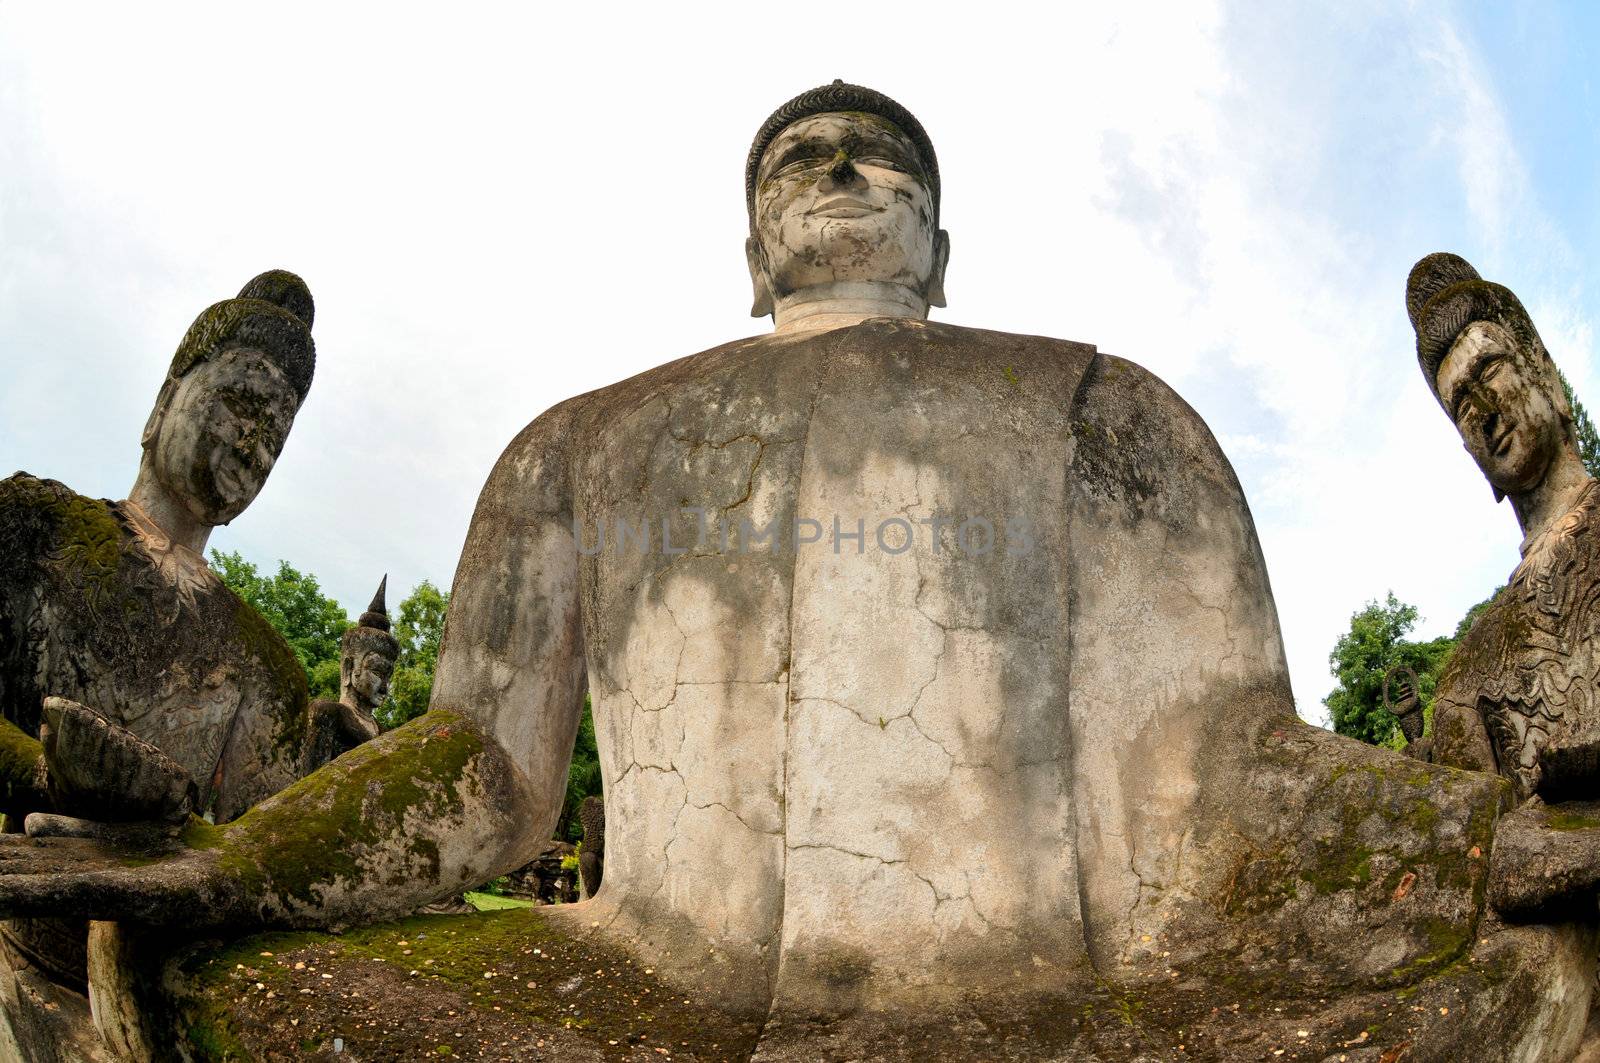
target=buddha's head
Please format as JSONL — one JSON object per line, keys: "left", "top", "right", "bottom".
{"left": 1408, "top": 253, "right": 1577, "bottom": 501}
{"left": 138, "top": 270, "right": 315, "bottom": 527}
{"left": 341, "top": 576, "right": 399, "bottom": 715}
{"left": 745, "top": 81, "right": 949, "bottom": 318}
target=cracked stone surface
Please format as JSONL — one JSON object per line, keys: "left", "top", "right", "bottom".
{"left": 317, "top": 316, "right": 1591, "bottom": 1059}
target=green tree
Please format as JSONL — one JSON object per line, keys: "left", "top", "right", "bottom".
{"left": 555, "top": 697, "right": 601, "bottom": 843}
{"left": 1560, "top": 370, "right": 1600, "bottom": 478}
{"left": 211, "top": 550, "right": 349, "bottom": 699}
{"left": 378, "top": 580, "right": 450, "bottom": 731}
{"left": 1325, "top": 592, "right": 1455, "bottom": 746}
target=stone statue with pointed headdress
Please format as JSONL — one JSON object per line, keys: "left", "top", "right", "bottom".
{"left": 306, "top": 577, "right": 395, "bottom": 770}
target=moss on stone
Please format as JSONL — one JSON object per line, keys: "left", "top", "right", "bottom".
{"left": 183, "top": 815, "right": 226, "bottom": 850}
{"left": 1389, "top": 917, "right": 1475, "bottom": 984}
{"left": 1544, "top": 810, "right": 1600, "bottom": 831}
{"left": 214, "top": 709, "right": 481, "bottom": 907}
{"left": 1305, "top": 842, "right": 1374, "bottom": 895}
{"left": 0, "top": 718, "right": 43, "bottom": 807}
{"left": 1, "top": 476, "right": 124, "bottom": 599}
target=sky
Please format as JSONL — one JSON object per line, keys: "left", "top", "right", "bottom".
{"left": 2, "top": 2, "right": 1597, "bottom": 727}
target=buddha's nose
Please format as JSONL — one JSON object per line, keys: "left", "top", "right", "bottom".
{"left": 818, "top": 150, "right": 861, "bottom": 193}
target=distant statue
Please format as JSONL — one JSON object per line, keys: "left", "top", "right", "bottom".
{"left": 578, "top": 794, "right": 604, "bottom": 898}
{"left": 307, "top": 577, "right": 394, "bottom": 769}
{"left": 1406, "top": 253, "right": 1600, "bottom": 800}
{"left": 1383, "top": 664, "right": 1429, "bottom": 759}
{"left": 8, "top": 92, "right": 1600, "bottom": 1061}
{"left": 0, "top": 271, "right": 325, "bottom": 1060}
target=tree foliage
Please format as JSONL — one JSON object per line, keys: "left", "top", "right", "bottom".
{"left": 555, "top": 697, "right": 601, "bottom": 843}
{"left": 1324, "top": 592, "right": 1455, "bottom": 746}
{"left": 211, "top": 550, "right": 349, "bottom": 700}
{"left": 1560, "top": 370, "right": 1600, "bottom": 478}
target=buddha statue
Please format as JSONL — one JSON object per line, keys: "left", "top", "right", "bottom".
{"left": 1406, "top": 253, "right": 1600, "bottom": 800}
{"left": 0, "top": 271, "right": 327, "bottom": 1060}
{"left": 5, "top": 87, "right": 1600, "bottom": 1061}
{"left": 306, "top": 577, "right": 393, "bottom": 770}
{"left": 0, "top": 269, "right": 320, "bottom": 822}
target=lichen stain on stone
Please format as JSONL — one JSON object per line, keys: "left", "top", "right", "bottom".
{"left": 2, "top": 476, "right": 123, "bottom": 601}
{"left": 216, "top": 709, "right": 482, "bottom": 907}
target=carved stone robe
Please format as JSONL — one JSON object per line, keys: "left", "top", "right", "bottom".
{"left": 0, "top": 473, "right": 313, "bottom": 820}
{"left": 0, "top": 472, "right": 328, "bottom": 1061}
{"left": 1433, "top": 478, "right": 1600, "bottom": 798}
{"left": 435, "top": 319, "right": 1539, "bottom": 1035}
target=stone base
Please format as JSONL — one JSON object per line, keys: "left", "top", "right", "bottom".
{"left": 0, "top": 936, "right": 112, "bottom": 1063}
{"left": 167, "top": 907, "right": 1595, "bottom": 1062}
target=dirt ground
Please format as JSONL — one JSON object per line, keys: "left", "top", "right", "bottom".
{"left": 174, "top": 905, "right": 1528, "bottom": 1062}
{"left": 178, "top": 909, "right": 764, "bottom": 1062}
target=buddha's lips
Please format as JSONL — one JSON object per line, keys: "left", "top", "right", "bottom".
{"left": 811, "top": 196, "right": 879, "bottom": 218}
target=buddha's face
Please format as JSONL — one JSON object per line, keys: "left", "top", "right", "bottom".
{"left": 1437, "top": 320, "right": 1566, "bottom": 496}
{"left": 348, "top": 649, "right": 394, "bottom": 711}
{"left": 148, "top": 347, "right": 300, "bottom": 526}
{"left": 751, "top": 112, "right": 942, "bottom": 302}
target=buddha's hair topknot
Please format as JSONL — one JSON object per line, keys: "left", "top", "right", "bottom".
{"left": 168, "top": 270, "right": 315, "bottom": 401}
{"left": 745, "top": 80, "right": 940, "bottom": 228}
{"left": 1406, "top": 252, "right": 1545, "bottom": 409}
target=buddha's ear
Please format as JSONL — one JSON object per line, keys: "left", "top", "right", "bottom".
{"left": 925, "top": 229, "right": 951, "bottom": 309}
{"left": 746, "top": 236, "right": 774, "bottom": 319}
{"left": 140, "top": 378, "right": 178, "bottom": 450}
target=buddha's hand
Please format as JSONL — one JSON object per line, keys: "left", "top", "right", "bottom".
{"left": 3, "top": 699, "right": 246, "bottom": 929}
{"left": 38, "top": 697, "right": 198, "bottom": 826}
{"left": 1489, "top": 798, "right": 1600, "bottom": 916}
{"left": 0, "top": 826, "right": 246, "bottom": 928}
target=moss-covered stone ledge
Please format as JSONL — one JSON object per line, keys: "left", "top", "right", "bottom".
{"left": 169, "top": 906, "right": 1592, "bottom": 1062}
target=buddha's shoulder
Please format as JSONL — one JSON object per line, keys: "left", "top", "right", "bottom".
{"left": 496, "top": 325, "right": 1202, "bottom": 473}
{"left": 0, "top": 472, "right": 121, "bottom": 555}
{"left": 1066, "top": 353, "right": 1246, "bottom": 515}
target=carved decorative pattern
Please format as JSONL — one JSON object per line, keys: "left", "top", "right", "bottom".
{"left": 1441, "top": 479, "right": 1600, "bottom": 795}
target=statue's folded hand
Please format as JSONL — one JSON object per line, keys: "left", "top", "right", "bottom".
{"left": 1488, "top": 798, "right": 1600, "bottom": 915}
{"left": 39, "top": 696, "right": 198, "bottom": 825}
{"left": 0, "top": 828, "right": 243, "bottom": 927}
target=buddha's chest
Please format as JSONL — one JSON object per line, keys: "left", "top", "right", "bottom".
{"left": 23, "top": 540, "right": 301, "bottom": 787}
{"left": 575, "top": 333, "right": 1084, "bottom": 872}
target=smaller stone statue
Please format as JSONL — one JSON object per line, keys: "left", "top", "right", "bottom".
{"left": 306, "top": 577, "right": 395, "bottom": 769}
{"left": 0, "top": 269, "right": 324, "bottom": 1062}
{"left": 578, "top": 794, "right": 604, "bottom": 898}
{"left": 1407, "top": 253, "right": 1600, "bottom": 801}
{"left": 1382, "top": 663, "right": 1429, "bottom": 759}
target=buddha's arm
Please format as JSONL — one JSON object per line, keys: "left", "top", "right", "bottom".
{"left": 0, "top": 402, "right": 590, "bottom": 929}
{"left": 1066, "top": 352, "right": 1296, "bottom": 964}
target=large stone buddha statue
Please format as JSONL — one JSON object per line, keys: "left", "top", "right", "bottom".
{"left": 7, "top": 85, "right": 1600, "bottom": 1061}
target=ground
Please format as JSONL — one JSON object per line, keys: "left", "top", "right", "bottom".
{"left": 173, "top": 906, "right": 1582, "bottom": 1062}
